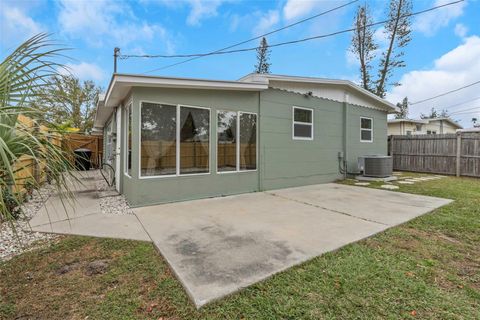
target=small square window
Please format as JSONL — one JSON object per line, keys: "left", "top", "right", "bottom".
{"left": 360, "top": 117, "right": 373, "bottom": 142}
{"left": 293, "top": 107, "right": 313, "bottom": 140}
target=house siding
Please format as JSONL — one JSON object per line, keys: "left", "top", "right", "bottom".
{"left": 259, "top": 89, "right": 387, "bottom": 190}
{"left": 119, "top": 87, "right": 388, "bottom": 207}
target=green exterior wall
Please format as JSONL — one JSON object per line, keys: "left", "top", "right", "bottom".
{"left": 118, "top": 87, "right": 388, "bottom": 207}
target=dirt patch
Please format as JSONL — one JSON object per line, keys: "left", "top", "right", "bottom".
{"left": 85, "top": 259, "right": 109, "bottom": 276}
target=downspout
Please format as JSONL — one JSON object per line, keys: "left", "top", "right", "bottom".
{"left": 257, "top": 91, "right": 263, "bottom": 192}
{"left": 342, "top": 92, "right": 349, "bottom": 179}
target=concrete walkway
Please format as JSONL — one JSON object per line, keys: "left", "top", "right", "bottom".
{"left": 27, "top": 177, "right": 452, "bottom": 308}
{"left": 28, "top": 171, "right": 149, "bottom": 241}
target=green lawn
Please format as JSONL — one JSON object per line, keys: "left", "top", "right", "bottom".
{"left": 1, "top": 173, "right": 479, "bottom": 319}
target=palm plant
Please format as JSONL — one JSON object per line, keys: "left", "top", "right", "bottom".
{"left": 0, "top": 33, "right": 76, "bottom": 223}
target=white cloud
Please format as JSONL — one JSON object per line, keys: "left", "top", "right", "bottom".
{"left": 345, "top": 50, "right": 358, "bottom": 67}
{"left": 57, "top": 0, "right": 174, "bottom": 51}
{"left": 454, "top": 23, "right": 468, "bottom": 38}
{"left": 0, "top": 6, "right": 43, "bottom": 48}
{"left": 413, "top": 0, "right": 466, "bottom": 36}
{"left": 186, "top": 0, "right": 227, "bottom": 26}
{"left": 253, "top": 10, "right": 280, "bottom": 36}
{"left": 61, "top": 62, "right": 106, "bottom": 82}
{"left": 386, "top": 36, "right": 480, "bottom": 128}
{"left": 283, "top": 0, "right": 318, "bottom": 20}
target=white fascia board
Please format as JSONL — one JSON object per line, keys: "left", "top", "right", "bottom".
{"left": 104, "top": 74, "right": 267, "bottom": 108}
{"left": 239, "top": 73, "right": 398, "bottom": 113}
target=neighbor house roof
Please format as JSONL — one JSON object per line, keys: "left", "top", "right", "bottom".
{"left": 387, "top": 118, "right": 463, "bottom": 129}
{"left": 387, "top": 119, "right": 429, "bottom": 124}
{"left": 94, "top": 73, "right": 397, "bottom": 129}
{"left": 421, "top": 117, "right": 463, "bottom": 129}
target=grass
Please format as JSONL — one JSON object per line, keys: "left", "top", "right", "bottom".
{"left": 1, "top": 172, "right": 479, "bottom": 319}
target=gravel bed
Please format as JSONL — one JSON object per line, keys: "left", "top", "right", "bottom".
{"left": 0, "top": 184, "right": 60, "bottom": 262}
{"left": 95, "top": 171, "right": 134, "bottom": 215}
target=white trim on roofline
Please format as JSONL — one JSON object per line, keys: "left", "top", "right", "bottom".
{"left": 238, "top": 73, "right": 398, "bottom": 113}
{"left": 105, "top": 73, "right": 268, "bottom": 108}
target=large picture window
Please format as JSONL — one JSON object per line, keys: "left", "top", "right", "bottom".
{"left": 125, "top": 104, "right": 132, "bottom": 176}
{"left": 140, "top": 103, "right": 176, "bottom": 176}
{"left": 239, "top": 113, "right": 257, "bottom": 170}
{"left": 217, "top": 111, "right": 257, "bottom": 172}
{"left": 180, "top": 106, "right": 210, "bottom": 174}
{"left": 217, "top": 111, "right": 237, "bottom": 172}
{"left": 293, "top": 107, "right": 313, "bottom": 140}
{"left": 140, "top": 102, "right": 210, "bottom": 177}
{"left": 360, "top": 117, "right": 373, "bottom": 142}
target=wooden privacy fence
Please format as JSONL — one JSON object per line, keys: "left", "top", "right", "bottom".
{"left": 389, "top": 133, "right": 480, "bottom": 177}
{"left": 12, "top": 116, "right": 103, "bottom": 194}
{"left": 63, "top": 133, "right": 103, "bottom": 169}
{"left": 140, "top": 140, "right": 256, "bottom": 172}
{"left": 13, "top": 115, "right": 62, "bottom": 193}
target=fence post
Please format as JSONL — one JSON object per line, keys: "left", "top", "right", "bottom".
{"left": 456, "top": 132, "right": 462, "bottom": 177}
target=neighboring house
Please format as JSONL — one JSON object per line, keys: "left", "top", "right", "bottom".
{"left": 93, "top": 73, "right": 397, "bottom": 207}
{"left": 388, "top": 118, "right": 462, "bottom": 135}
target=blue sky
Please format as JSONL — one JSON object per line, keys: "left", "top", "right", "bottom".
{"left": 1, "top": 0, "right": 479, "bottom": 127}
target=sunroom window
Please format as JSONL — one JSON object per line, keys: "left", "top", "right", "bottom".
{"left": 217, "top": 111, "right": 257, "bottom": 172}
{"left": 140, "top": 102, "right": 210, "bottom": 177}
{"left": 179, "top": 106, "right": 210, "bottom": 174}
{"left": 140, "top": 103, "right": 177, "bottom": 176}
{"left": 217, "top": 111, "right": 237, "bottom": 172}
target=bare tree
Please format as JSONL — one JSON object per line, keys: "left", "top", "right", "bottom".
{"left": 350, "top": 4, "right": 377, "bottom": 92}
{"left": 350, "top": 0, "right": 412, "bottom": 98}
{"left": 254, "top": 37, "right": 271, "bottom": 74}
{"left": 395, "top": 97, "right": 409, "bottom": 119}
{"left": 421, "top": 107, "right": 449, "bottom": 119}
{"left": 375, "top": 0, "right": 412, "bottom": 97}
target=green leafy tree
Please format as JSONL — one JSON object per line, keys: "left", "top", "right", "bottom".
{"left": 395, "top": 97, "right": 409, "bottom": 119}
{"left": 254, "top": 37, "right": 271, "bottom": 74}
{"left": 31, "top": 75, "right": 102, "bottom": 132}
{"left": 350, "top": 0, "right": 412, "bottom": 97}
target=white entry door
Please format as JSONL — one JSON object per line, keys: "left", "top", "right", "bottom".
{"left": 115, "top": 107, "right": 121, "bottom": 192}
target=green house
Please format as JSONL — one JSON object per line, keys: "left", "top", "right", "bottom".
{"left": 93, "top": 73, "right": 397, "bottom": 207}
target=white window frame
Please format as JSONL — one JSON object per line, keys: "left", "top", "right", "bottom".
{"left": 360, "top": 116, "right": 373, "bottom": 143}
{"left": 124, "top": 103, "right": 132, "bottom": 178}
{"left": 292, "top": 106, "right": 314, "bottom": 140}
{"left": 216, "top": 110, "right": 258, "bottom": 174}
{"left": 138, "top": 101, "right": 211, "bottom": 179}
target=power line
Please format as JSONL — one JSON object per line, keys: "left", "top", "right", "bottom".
{"left": 137, "top": 0, "right": 360, "bottom": 74}
{"left": 409, "top": 80, "right": 480, "bottom": 105}
{"left": 120, "top": 0, "right": 464, "bottom": 74}
{"left": 450, "top": 109, "right": 480, "bottom": 116}
{"left": 443, "top": 96, "right": 480, "bottom": 110}
{"left": 450, "top": 105, "right": 480, "bottom": 115}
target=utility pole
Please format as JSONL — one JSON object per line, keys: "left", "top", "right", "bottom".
{"left": 113, "top": 47, "right": 120, "bottom": 73}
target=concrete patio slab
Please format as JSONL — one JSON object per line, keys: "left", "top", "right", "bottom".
{"left": 268, "top": 184, "right": 453, "bottom": 226}
{"left": 134, "top": 183, "right": 452, "bottom": 307}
